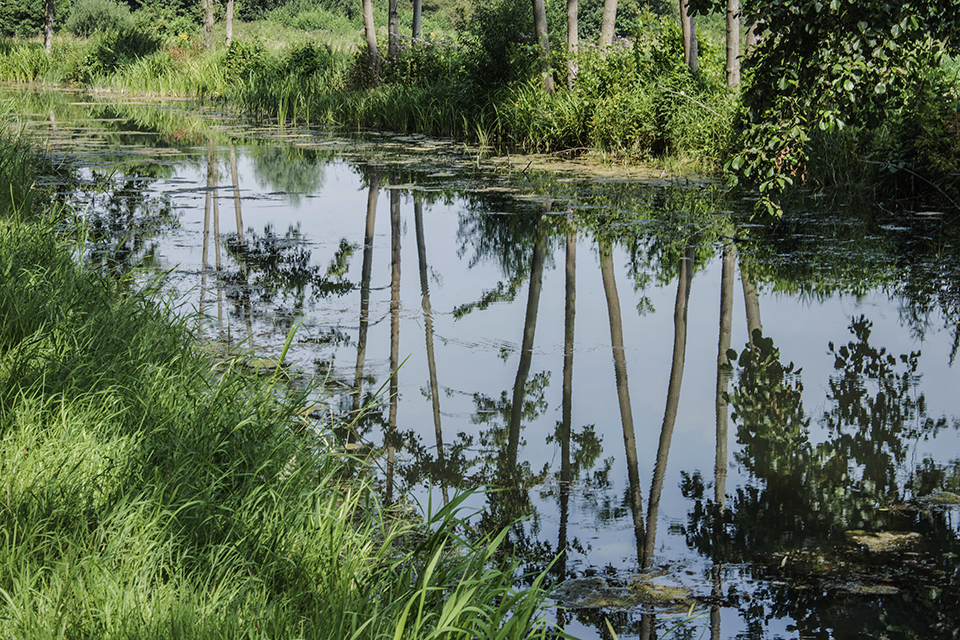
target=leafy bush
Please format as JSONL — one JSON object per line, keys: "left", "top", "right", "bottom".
{"left": 459, "top": 0, "right": 537, "bottom": 90}
{"left": 65, "top": 27, "right": 163, "bottom": 82}
{"left": 65, "top": 0, "right": 135, "bottom": 37}
{"left": 225, "top": 37, "right": 268, "bottom": 81}
{"left": 133, "top": 4, "right": 200, "bottom": 40}
{"left": 729, "top": 0, "right": 960, "bottom": 215}
{"left": 379, "top": 35, "right": 465, "bottom": 86}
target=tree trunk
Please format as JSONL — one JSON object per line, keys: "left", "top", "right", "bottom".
{"left": 363, "top": 0, "right": 380, "bottom": 82}
{"left": 567, "top": 0, "right": 578, "bottom": 87}
{"left": 412, "top": 0, "right": 422, "bottom": 39}
{"left": 725, "top": 0, "right": 739, "bottom": 87}
{"left": 225, "top": 0, "right": 234, "bottom": 47}
{"left": 745, "top": 22, "right": 757, "bottom": 53}
{"left": 44, "top": 0, "right": 54, "bottom": 54}
{"left": 386, "top": 189, "right": 401, "bottom": 505}
{"left": 531, "top": 0, "right": 555, "bottom": 92}
{"left": 415, "top": 197, "right": 449, "bottom": 506}
{"left": 599, "top": 241, "right": 645, "bottom": 564}
{"left": 506, "top": 210, "right": 547, "bottom": 473}
{"left": 599, "top": 0, "right": 617, "bottom": 46}
{"left": 643, "top": 246, "right": 695, "bottom": 568}
{"left": 680, "top": 0, "right": 698, "bottom": 73}
{"left": 203, "top": 0, "right": 215, "bottom": 45}
{"left": 741, "top": 261, "right": 762, "bottom": 343}
{"left": 350, "top": 170, "right": 380, "bottom": 444}
{"left": 388, "top": 0, "right": 399, "bottom": 62}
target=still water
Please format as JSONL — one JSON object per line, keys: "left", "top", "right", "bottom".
{"left": 9, "top": 88, "right": 960, "bottom": 639}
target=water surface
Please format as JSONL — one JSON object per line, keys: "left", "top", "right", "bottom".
{"left": 9, "top": 88, "right": 960, "bottom": 640}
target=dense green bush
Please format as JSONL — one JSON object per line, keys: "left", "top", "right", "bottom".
{"left": 133, "top": 4, "right": 199, "bottom": 40}
{"left": 65, "top": 0, "right": 134, "bottom": 36}
{"left": 458, "top": 0, "right": 536, "bottom": 91}
{"left": 224, "top": 37, "right": 268, "bottom": 81}
{"left": 64, "top": 26, "right": 163, "bottom": 82}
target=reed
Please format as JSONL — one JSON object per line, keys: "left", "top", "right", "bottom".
{"left": 0, "top": 131, "right": 557, "bottom": 640}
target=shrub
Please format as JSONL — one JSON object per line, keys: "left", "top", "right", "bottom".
{"left": 225, "top": 38, "right": 268, "bottom": 81}
{"left": 65, "top": 0, "right": 135, "bottom": 37}
{"left": 65, "top": 27, "right": 163, "bottom": 83}
{"left": 133, "top": 5, "right": 200, "bottom": 41}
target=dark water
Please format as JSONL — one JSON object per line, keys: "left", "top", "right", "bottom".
{"left": 9, "top": 88, "right": 960, "bottom": 640}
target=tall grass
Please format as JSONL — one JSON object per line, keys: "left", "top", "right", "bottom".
{"left": 0, "top": 131, "right": 557, "bottom": 639}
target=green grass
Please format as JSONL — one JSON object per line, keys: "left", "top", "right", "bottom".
{"left": 0, "top": 130, "right": 557, "bottom": 639}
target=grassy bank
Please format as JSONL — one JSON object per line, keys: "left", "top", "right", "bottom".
{"left": 0, "top": 132, "right": 553, "bottom": 638}
{"left": 0, "top": 0, "right": 736, "bottom": 173}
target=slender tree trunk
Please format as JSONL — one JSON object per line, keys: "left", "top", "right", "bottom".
{"left": 203, "top": 0, "right": 215, "bottom": 45}
{"left": 506, "top": 211, "right": 547, "bottom": 473}
{"left": 363, "top": 0, "right": 380, "bottom": 82}
{"left": 745, "top": 23, "right": 758, "bottom": 53}
{"left": 388, "top": 0, "right": 400, "bottom": 63}
{"left": 531, "top": 0, "right": 555, "bottom": 92}
{"left": 710, "top": 241, "right": 735, "bottom": 640}
{"left": 415, "top": 197, "right": 449, "bottom": 505}
{"left": 741, "top": 260, "right": 762, "bottom": 343}
{"left": 225, "top": 0, "right": 234, "bottom": 47}
{"left": 351, "top": 171, "right": 380, "bottom": 444}
{"left": 725, "top": 0, "right": 739, "bottom": 87}
{"left": 716, "top": 242, "right": 735, "bottom": 512}
{"left": 557, "top": 220, "right": 576, "bottom": 586}
{"left": 599, "top": 241, "right": 645, "bottom": 563}
{"left": 44, "top": 0, "right": 54, "bottom": 54}
{"left": 412, "top": 0, "right": 422, "bottom": 39}
{"left": 643, "top": 246, "right": 695, "bottom": 568}
{"left": 680, "top": 0, "right": 698, "bottom": 73}
{"left": 386, "top": 189, "right": 401, "bottom": 505}
{"left": 567, "top": 0, "right": 578, "bottom": 87}
{"left": 599, "top": 0, "right": 617, "bottom": 46}
{"left": 229, "top": 145, "right": 243, "bottom": 242}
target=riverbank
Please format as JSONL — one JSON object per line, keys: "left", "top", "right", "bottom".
{"left": 0, "top": 132, "right": 553, "bottom": 639}
{"left": 0, "top": 10, "right": 736, "bottom": 176}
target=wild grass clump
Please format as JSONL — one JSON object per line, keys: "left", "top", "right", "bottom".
{"left": 0, "top": 132, "right": 556, "bottom": 639}
{"left": 0, "top": 41, "right": 50, "bottom": 83}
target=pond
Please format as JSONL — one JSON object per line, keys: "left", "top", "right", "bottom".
{"left": 8, "top": 87, "right": 960, "bottom": 640}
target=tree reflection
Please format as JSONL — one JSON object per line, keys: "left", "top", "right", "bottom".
{"left": 599, "top": 238, "right": 645, "bottom": 563}
{"left": 75, "top": 172, "right": 176, "bottom": 277}
{"left": 644, "top": 244, "right": 695, "bottom": 568}
{"left": 682, "top": 315, "right": 958, "bottom": 567}
{"left": 414, "top": 194, "right": 450, "bottom": 505}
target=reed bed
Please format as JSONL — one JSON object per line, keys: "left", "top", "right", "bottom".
{"left": 0, "top": 131, "right": 556, "bottom": 640}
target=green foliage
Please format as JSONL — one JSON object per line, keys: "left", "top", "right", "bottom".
{"left": 132, "top": 4, "right": 200, "bottom": 40}
{"left": 66, "top": 26, "right": 163, "bottom": 82}
{"left": 0, "top": 0, "right": 54, "bottom": 38}
{"left": 65, "top": 0, "right": 135, "bottom": 37}
{"left": 268, "top": 0, "right": 360, "bottom": 28}
{"left": 729, "top": 0, "right": 960, "bottom": 215}
{"left": 0, "top": 42, "right": 51, "bottom": 83}
{"left": 724, "top": 330, "right": 810, "bottom": 478}
{"left": 378, "top": 34, "right": 464, "bottom": 86}
{"left": 224, "top": 37, "right": 268, "bottom": 80}
{"left": 458, "top": 0, "right": 536, "bottom": 90}
{"left": 0, "top": 133, "right": 556, "bottom": 640}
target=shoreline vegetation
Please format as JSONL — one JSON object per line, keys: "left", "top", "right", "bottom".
{"left": 0, "top": 131, "right": 556, "bottom": 638}
{"left": 1, "top": 0, "right": 958, "bottom": 216}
